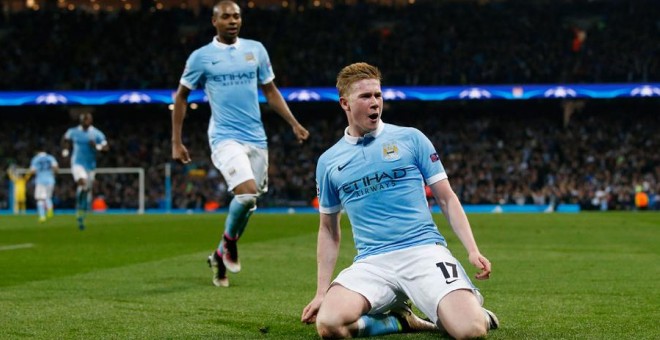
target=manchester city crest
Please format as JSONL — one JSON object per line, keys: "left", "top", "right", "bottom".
{"left": 382, "top": 142, "right": 400, "bottom": 161}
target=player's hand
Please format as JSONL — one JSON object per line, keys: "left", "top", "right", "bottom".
{"left": 469, "top": 252, "right": 491, "bottom": 280}
{"left": 301, "top": 295, "right": 324, "bottom": 324}
{"left": 292, "top": 123, "right": 310, "bottom": 144}
{"left": 172, "top": 142, "right": 191, "bottom": 164}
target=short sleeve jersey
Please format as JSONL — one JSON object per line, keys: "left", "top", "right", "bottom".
{"left": 316, "top": 122, "right": 449, "bottom": 261}
{"left": 180, "top": 38, "right": 275, "bottom": 149}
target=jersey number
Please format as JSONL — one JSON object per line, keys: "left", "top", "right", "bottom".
{"left": 436, "top": 262, "right": 459, "bottom": 283}
{"left": 37, "top": 160, "right": 51, "bottom": 171}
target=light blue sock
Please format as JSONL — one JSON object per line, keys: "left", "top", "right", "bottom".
{"left": 76, "top": 188, "right": 88, "bottom": 217}
{"left": 356, "top": 314, "right": 402, "bottom": 337}
{"left": 236, "top": 207, "right": 255, "bottom": 238}
{"left": 37, "top": 200, "right": 46, "bottom": 218}
{"left": 223, "top": 197, "right": 252, "bottom": 240}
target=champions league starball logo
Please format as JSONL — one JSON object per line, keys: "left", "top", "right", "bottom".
{"left": 287, "top": 90, "right": 321, "bottom": 101}
{"left": 119, "top": 92, "right": 152, "bottom": 103}
{"left": 544, "top": 86, "right": 577, "bottom": 98}
{"left": 35, "top": 93, "right": 67, "bottom": 104}
{"left": 382, "top": 88, "right": 406, "bottom": 100}
{"left": 630, "top": 85, "right": 660, "bottom": 97}
{"left": 459, "top": 88, "right": 491, "bottom": 99}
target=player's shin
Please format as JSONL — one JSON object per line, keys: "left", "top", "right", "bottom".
{"left": 223, "top": 194, "right": 257, "bottom": 239}
{"left": 356, "top": 314, "right": 402, "bottom": 337}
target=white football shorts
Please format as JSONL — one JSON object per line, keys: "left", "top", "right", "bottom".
{"left": 71, "top": 164, "right": 94, "bottom": 184}
{"left": 211, "top": 140, "right": 268, "bottom": 194}
{"left": 332, "top": 244, "right": 483, "bottom": 324}
{"left": 34, "top": 184, "right": 54, "bottom": 200}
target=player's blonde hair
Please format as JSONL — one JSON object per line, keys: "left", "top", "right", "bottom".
{"left": 336, "top": 62, "right": 382, "bottom": 98}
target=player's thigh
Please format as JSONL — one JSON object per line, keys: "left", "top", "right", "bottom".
{"left": 332, "top": 259, "right": 402, "bottom": 315}
{"left": 317, "top": 284, "right": 370, "bottom": 327}
{"left": 437, "top": 289, "right": 485, "bottom": 335}
{"left": 211, "top": 140, "right": 254, "bottom": 192}
{"left": 71, "top": 165, "right": 88, "bottom": 183}
{"left": 34, "top": 185, "right": 47, "bottom": 200}
{"left": 398, "top": 245, "right": 481, "bottom": 324}
{"left": 247, "top": 145, "right": 268, "bottom": 194}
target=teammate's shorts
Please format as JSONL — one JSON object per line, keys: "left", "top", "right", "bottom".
{"left": 332, "top": 244, "right": 483, "bottom": 324}
{"left": 211, "top": 140, "right": 268, "bottom": 194}
{"left": 34, "top": 184, "right": 54, "bottom": 200}
{"left": 71, "top": 164, "right": 94, "bottom": 184}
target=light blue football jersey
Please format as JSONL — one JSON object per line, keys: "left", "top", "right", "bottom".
{"left": 180, "top": 38, "right": 275, "bottom": 149}
{"left": 63, "top": 126, "right": 107, "bottom": 170}
{"left": 29, "top": 152, "right": 58, "bottom": 185}
{"left": 316, "top": 122, "right": 449, "bottom": 261}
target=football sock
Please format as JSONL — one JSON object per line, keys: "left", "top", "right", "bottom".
{"left": 356, "top": 314, "right": 402, "bottom": 337}
{"left": 235, "top": 207, "right": 255, "bottom": 238}
{"left": 37, "top": 200, "right": 46, "bottom": 219}
{"left": 76, "top": 187, "right": 88, "bottom": 216}
{"left": 223, "top": 197, "right": 252, "bottom": 240}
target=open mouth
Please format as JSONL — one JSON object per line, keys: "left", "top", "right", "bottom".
{"left": 368, "top": 113, "right": 379, "bottom": 120}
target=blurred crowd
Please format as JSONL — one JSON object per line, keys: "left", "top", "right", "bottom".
{"left": 1, "top": 100, "right": 659, "bottom": 212}
{"left": 0, "top": 0, "right": 658, "bottom": 90}
{"left": 1, "top": 0, "right": 658, "bottom": 212}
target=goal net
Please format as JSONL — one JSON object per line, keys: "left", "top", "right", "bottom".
{"left": 10, "top": 167, "right": 145, "bottom": 214}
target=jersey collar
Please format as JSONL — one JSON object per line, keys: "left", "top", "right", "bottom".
{"left": 343, "top": 120, "right": 384, "bottom": 145}
{"left": 212, "top": 37, "right": 241, "bottom": 50}
{"left": 78, "top": 125, "right": 95, "bottom": 131}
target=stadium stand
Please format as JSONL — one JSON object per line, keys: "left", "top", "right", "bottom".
{"left": 0, "top": 0, "right": 658, "bottom": 211}
{"left": 1, "top": 99, "right": 658, "bottom": 211}
{"left": 0, "top": 1, "right": 657, "bottom": 90}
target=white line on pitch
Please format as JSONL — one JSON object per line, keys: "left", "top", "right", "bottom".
{"left": 0, "top": 243, "right": 34, "bottom": 251}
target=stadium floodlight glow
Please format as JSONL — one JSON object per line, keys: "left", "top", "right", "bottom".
{"left": 0, "top": 83, "right": 659, "bottom": 106}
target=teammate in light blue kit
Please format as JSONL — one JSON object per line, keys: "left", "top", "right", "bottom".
{"left": 301, "top": 63, "right": 499, "bottom": 339}
{"left": 62, "top": 112, "right": 109, "bottom": 230}
{"left": 171, "top": 0, "right": 309, "bottom": 287}
{"left": 28, "top": 148, "right": 59, "bottom": 222}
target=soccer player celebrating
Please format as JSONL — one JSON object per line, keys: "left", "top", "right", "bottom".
{"left": 62, "top": 112, "right": 109, "bottom": 230}
{"left": 171, "top": 0, "right": 309, "bottom": 287}
{"left": 301, "top": 63, "right": 499, "bottom": 338}
{"left": 28, "top": 147, "right": 59, "bottom": 222}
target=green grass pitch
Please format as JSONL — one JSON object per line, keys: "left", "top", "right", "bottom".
{"left": 1, "top": 212, "right": 658, "bottom": 339}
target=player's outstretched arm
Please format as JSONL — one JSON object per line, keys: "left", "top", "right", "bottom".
{"left": 429, "top": 179, "right": 492, "bottom": 280}
{"left": 261, "top": 82, "right": 309, "bottom": 143}
{"left": 171, "top": 85, "right": 192, "bottom": 164}
{"left": 301, "top": 212, "right": 341, "bottom": 324}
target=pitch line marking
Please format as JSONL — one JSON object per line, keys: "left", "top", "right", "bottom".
{"left": 0, "top": 243, "right": 34, "bottom": 251}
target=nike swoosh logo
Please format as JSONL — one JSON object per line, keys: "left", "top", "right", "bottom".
{"left": 211, "top": 60, "right": 222, "bottom": 65}
{"left": 337, "top": 162, "right": 351, "bottom": 171}
{"left": 445, "top": 279, "right": 458, "bottom": 284}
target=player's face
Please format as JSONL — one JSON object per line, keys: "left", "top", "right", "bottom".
{"left": 81, "top": 114, "right": 93, "bottom": 129}
{"left": 340, "top": 79, "right": 382, "bottom": 136}
{"left": 212, "top": 3, "right": 241, "bottom": 44}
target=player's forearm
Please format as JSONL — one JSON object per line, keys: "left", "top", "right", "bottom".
{"left": 315, "top": 224, "right": 340, "bottom": 296}
{"left": 171, "top": 103, "right": 187, "bottom": 143}
{"left": 442, "top": 195, "right": 481, "bottom": 255}
{"left": 265, "top": 89, "right": 301, "bottom": 127}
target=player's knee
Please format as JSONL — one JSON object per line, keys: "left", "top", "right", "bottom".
{"left": 446, "top": 319, "right": 488, "bottom": 340}
{"left": 234, "top": 193, "right": 258, "bottom": 209}
{"left": 315, "top": 316, "right": 350, "bottom": 339}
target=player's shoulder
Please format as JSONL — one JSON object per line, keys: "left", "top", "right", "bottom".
{"left": 385, "top": 122, "right": 420, "bottom": 133}
{"left": 317, "top": 138, "right": 350, "bottom": 169}
{"left": 64, "top": 126, "right": 77, "bottom": 136}
{"left": 239, "top": 38, "right": 264, "bottom": 48}
{"left": 188, "top": 42, "right": 216, "bottom": 61}
{"left": 383, "top": 123, "right": 424, "bottom": 140}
